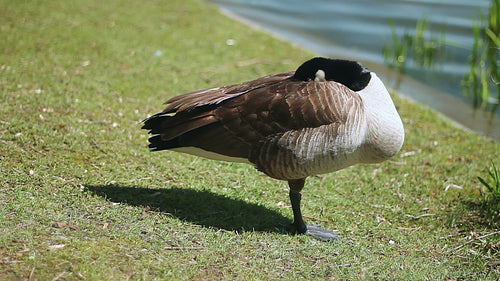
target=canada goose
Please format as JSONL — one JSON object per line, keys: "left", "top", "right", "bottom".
{"left": 142, "top": 57, "right": 404, "bottom": 241}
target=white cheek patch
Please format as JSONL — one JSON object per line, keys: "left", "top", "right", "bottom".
{"left": 314, "top": 69, "right": 326, "bottom": 82}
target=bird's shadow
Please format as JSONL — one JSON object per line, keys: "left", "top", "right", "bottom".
{"left": 85, "top": 185, "right": 291, "bottom": 234}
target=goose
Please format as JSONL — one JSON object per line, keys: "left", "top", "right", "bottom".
{"left": 142, "top": 57, "right": 405, "bottom": 241}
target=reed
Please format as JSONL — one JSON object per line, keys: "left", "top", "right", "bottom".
{"left": 462, "top": 0, "right": 499, "bottom": 110}
{"left": 383, "top": 18, "right": 445, "bottom": 72}
{"left": 383, "top": 0, "right": 499, "bottom": 111}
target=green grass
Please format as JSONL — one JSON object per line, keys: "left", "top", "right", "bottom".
{"left": 477, "top": 161, "right": 500, "bottom": 224}
{"left": 1, "top": 0, "right": 499, "bottom": 279}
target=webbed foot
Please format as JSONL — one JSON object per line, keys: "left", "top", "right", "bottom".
{"left": 288, "top": 223, "right": 340, "bottom": 241}
{"left": 305, "top": 224, "right": 340, "bottom": 241}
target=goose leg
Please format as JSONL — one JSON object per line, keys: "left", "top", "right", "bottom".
{"left": 289, "top": 190, "right": 307, "bottom": 233}
{"left": 288, "top": 179, "right": 340, "bottom": 241}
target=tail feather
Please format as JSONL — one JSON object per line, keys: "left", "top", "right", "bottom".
{"left": 143, "top": 112, "right": 250, "bottom": 158}
{"left": 143, "top": 113, "right": 217, "bottom": 139}
{"left": 141, "top": 113, "right": 166, "bottom": 133}
{"left": 147, "top": 135, "right": 180, "bottom": 151}
{"left": 142, "top": 110, "right": 221, "bottom": 152}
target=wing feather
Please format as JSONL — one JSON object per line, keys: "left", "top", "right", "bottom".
{"left": 161, "top": 71, "right": 295, "bottom": 113}
{"left": 143, "top": 72, "right": 366, "bottom": 179}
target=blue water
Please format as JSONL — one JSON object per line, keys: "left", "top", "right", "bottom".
{"left": 208, "top": 0, "right": 499, "bottom": 140}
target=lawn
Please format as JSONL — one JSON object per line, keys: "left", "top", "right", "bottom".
{"left": 0, "top": 0, "right": 499, "bottom": 280}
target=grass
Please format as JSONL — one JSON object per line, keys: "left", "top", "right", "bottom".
{"left": 1, "top": 0, "right": 499, "bottom": 279}
{"left": 479, "top": 161, "right": 500, "bottom": 199}
{"left": 477, "top": 161, "right": 500, "bottom": 223}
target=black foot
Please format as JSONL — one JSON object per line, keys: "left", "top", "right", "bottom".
{"left": 305, "top": 224, "right": 340, "bottom": 241}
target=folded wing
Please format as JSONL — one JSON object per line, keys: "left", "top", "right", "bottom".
{"left": 142, "top": 71, "right": 365, "bottom": 179}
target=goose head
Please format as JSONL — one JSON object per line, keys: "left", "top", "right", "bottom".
{"left": 292, "top": 57, "right": 371, "bottom": 91}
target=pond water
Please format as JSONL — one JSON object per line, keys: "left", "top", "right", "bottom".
{"left": 208, "top": 0, "right": 499, "bottom": 140}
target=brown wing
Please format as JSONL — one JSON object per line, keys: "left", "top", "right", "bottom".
{"left": 161, "top": 71, "right": 295, "bottom": 113}
{"left": 142, "top": 71, "right": 295, "bottom": 155}
{"left": 214, "top": 81, "right": 364, "bottom": 179}
{"left": 143, "top": 71, "right": 364, "bottom": 179}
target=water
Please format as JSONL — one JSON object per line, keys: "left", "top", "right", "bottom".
{"left": 208, "top": 0, "right": 499, "bottom": 140}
